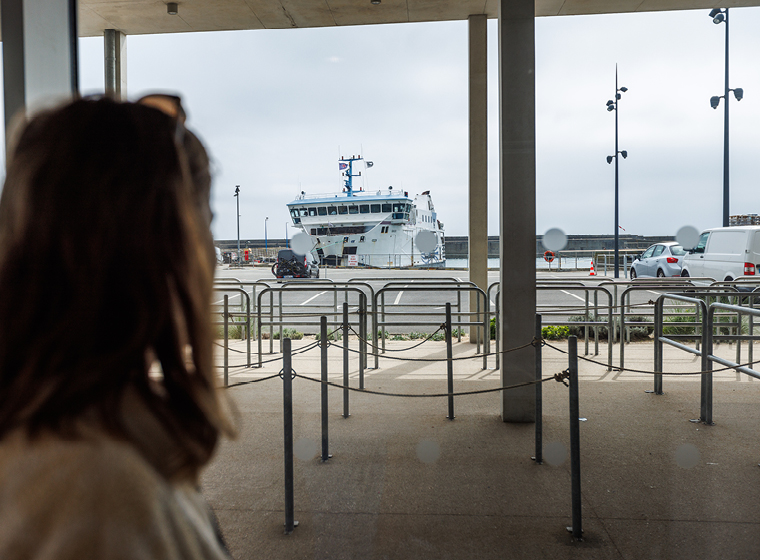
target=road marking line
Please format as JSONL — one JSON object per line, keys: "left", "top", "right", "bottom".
{"left": 301, "top": 291, "right": 327, "bottom": 305}
{"left": 394, "top": 285, "right": 409, "bottom": 305}
{"left": 561, "top": 290, "right": 586, "bottom": 302}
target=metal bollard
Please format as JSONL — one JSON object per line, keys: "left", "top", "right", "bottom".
{"left": 342, "top": 302, "right": 350, "bottom": 418}
{"left": 446, "top": 302, "right": 455, "bottom": 420}
{"left": 533, "top": 314, "right": 542, "bottom": 464}
{"left": 320, "top": 317, "right": 331, "bottom": 462}
{"left": 567, "top": 336, "right": 582, "bottom": 540}
{"left": 223, "top": 295, "right": 229, "bottom": 387}
{"left": 282, "top": 338, "right": 297, "bottom": 534}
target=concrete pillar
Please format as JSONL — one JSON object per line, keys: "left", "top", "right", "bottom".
{"left": 468, "top": 14, "right": 488, "bottom": 345}
{"left": 104, "top": 29, "right": 127, "bottom": 100}
{"left": 1, "top": 0, "right": 78, "bottom": 139}
{"left": 498, "top": 0, "right": 536, "bottom": 422}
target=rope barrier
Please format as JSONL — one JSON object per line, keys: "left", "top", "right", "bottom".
{"left": 543, "top": 341, "right": 760, "bottom": 376}
{"left": 327, "top": 339, "right": 535, "bottom": 361}
{"left": 290, "top": 370, "right": 568, "bottom": 398}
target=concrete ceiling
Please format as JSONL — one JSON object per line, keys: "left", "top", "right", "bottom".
{"left": 78, "top": 1, "right": 760, "bottom": 37}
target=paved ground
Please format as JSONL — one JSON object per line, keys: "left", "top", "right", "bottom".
{"left": 202, "top": 336, "right": 760, "bottom": 559}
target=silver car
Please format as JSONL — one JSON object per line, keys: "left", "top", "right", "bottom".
{"left": 630, "top": 242, "right": 686, "bottom": 278}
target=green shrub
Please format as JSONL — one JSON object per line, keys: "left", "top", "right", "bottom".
{"left": 541, "top": 325, "right": 570, "bottom": 340}
{"left": 273, "top": 328, "right": 304, "bottom": 340}
{"left": 567, "top": 315, "right": 652, "bottom": 341}
{"left": 315, "top": 329, "right": 342, "bottom": 341}
{"left": 663, "top": 308, "right": 698, "bottom": 335}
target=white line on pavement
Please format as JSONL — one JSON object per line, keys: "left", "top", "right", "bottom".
{"left": 561, "top": 290, "right": 586, "bottom": 302}
{"left": 394, "top": 285, "right": 409, "bottom": 305}
{"left": 301, "top": 291, "right": 327, "bottom": 305}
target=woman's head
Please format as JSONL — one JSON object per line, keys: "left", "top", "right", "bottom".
{"left": 0, "top": 96, "right": 232, "bottom": 477}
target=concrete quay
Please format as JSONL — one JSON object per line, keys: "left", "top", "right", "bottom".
{"left": 203, "top": 336, "right": 760, "bottom": 560}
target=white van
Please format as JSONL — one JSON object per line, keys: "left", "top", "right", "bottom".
{"left": 680, "top": 226, "right": 760, "bottom": 281}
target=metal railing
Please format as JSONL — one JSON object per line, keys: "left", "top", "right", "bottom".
{"left": 654, "top": 294, "right": 760, "bottom": 424}
{"left": 256, "top": 285, "right": 369, "bottom": 368}
{"left": 374, "top": 285, "right": 489, "bottom": 369}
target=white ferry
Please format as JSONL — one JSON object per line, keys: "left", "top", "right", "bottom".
{"left": 287, "top": 155, "right": 445, "bottom": 268}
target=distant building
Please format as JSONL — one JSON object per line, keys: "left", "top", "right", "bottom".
{"left": 729, "top": 214, "right": 760, "bottom": 226}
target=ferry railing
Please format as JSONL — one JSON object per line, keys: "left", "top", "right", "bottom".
{"left": 256, "top": 285, "right": 368, "bottom": 369}
{"left": 373, "top": 285, "right": 489, "bottom": 369}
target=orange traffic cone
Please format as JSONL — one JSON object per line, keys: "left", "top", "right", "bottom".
{"left": 589, "top": 259, "right": 596, "bottom": 276}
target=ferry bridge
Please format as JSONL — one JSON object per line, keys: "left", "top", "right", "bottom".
{"left": 9, "top": 0, "right": 754, "bottom": 423}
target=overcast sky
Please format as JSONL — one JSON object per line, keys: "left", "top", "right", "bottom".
{"left": 76, "top": 7, "right": 760, "bottom": 241}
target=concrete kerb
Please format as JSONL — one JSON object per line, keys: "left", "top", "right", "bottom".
{"left": 205, "top": 335, "right": 760, "bottom": 560}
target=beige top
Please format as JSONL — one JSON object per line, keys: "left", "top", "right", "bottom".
{"left": 0, "top": 426, "right": 230, "bottom": 560}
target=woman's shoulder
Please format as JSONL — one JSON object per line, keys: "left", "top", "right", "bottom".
{"left": 0, "top": 431, "right": 229, "bottom": 560}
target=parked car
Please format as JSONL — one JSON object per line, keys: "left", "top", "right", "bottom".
{"left": 680, "top": 226, "right": 760, "bottom": 281}
{"left": 272, "top": 249, "right": 319, "bottom": 278}
{"left": 630, "top": 242, "right": 686, "bottom": 278}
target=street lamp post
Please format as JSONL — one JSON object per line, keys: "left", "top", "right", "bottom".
{"left": 265, "top": 216, "right": 269, "bottom": 254}
{"left": 605, "top": 66, "right": 628, "bottom": 278}
{"left": 234, "top": 185, "right": 240, "bottom": 265}
{"left": 709, "top": 8, "right": 743, "bottom": 227}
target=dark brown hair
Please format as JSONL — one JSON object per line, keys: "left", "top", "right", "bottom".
{"left": 0, "top": 97, "right": 233, "bottom": 478}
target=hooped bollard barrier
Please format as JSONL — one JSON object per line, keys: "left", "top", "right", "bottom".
{"left": 282, "top": 338, "right": 297, "bottom": 534}
{"left": 283, "top": 279, "right": 377, "bottom": 370}
{"left": 619, "top": 283, "right": 732, "bottom": 371}
{"left": 380, "top": 280, "right": 471, "bottom": 345}
{"left": 374, "top": 285, "right": 489, "bottom": 370}
{"left": 446, "top": 302, "right": 455, "bottom": 420}
{"left": 213, "top": 287, "right": 252, "bottom": 366}
{"left": 257, "top": 285, "right": 367, "bottom": 369}
{"left": 567, "top": 336, "right": 582, "bottom": 540}
{"left": 653, "top": 293, "right": 709, "bottom": 398}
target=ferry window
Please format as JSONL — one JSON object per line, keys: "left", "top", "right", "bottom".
{"left": 381, "top": 226, "right": 389, "bottom": 234}
{"left": 359, "top": 236, "right": 365, "bottom": 242}
{"left": 359, "top": 204, "right": 370, "bottom": 214}
{"left": 371, "top": 204, "right": 381, "bottom": 213}
{"left": 348, "top": 205, "right": 359, "bottom": 214}
{"left": 405, "top": 204, "right": 411, "bottom": 213}
{"left": 317, "top": 207, "right": 327, "bottom": 216}
{"left": 382, "top": 203, "right": 392, "bottom": 213}
{"left": 293, "top": 218, "right": 301, "bottom": 224}
{"left": 393, "top": 203, "right": 403, "bottom": 213}
{"left": 308, "top": 207, "right": 317, "bottom": 217}
{"left": 343, "top": 236, "right": 349, "bottom": 242}
{"left": 311, "top": 228, "right": 317, "bottom": 235}
{"left": 338, "top": 206, "right": 348, "bottom": 215}
{"left": 328, "top": 206, "right": 337, "bottom": 215}
{"left": 290, "top": 209, "right": 298, "bottom": 218}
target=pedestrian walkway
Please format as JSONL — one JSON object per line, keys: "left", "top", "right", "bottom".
{"left": 203, "top": 336, "right": 760, "bottom": 559}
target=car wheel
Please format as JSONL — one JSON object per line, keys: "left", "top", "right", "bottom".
{"left": 681, "top": 270, "right": 689, "bottom": 278}
{"left": 657, "top": 269, "right": 665, "bottom": 278}
{"left": 630, "top": 268, "right": 637, "bottom": 279}
{"left": 725, "top": 276, "right": 733, "bottom": 282}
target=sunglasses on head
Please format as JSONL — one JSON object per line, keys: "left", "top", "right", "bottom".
{"left": 137, "top": 93, "right": 186, "bottom": 142}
